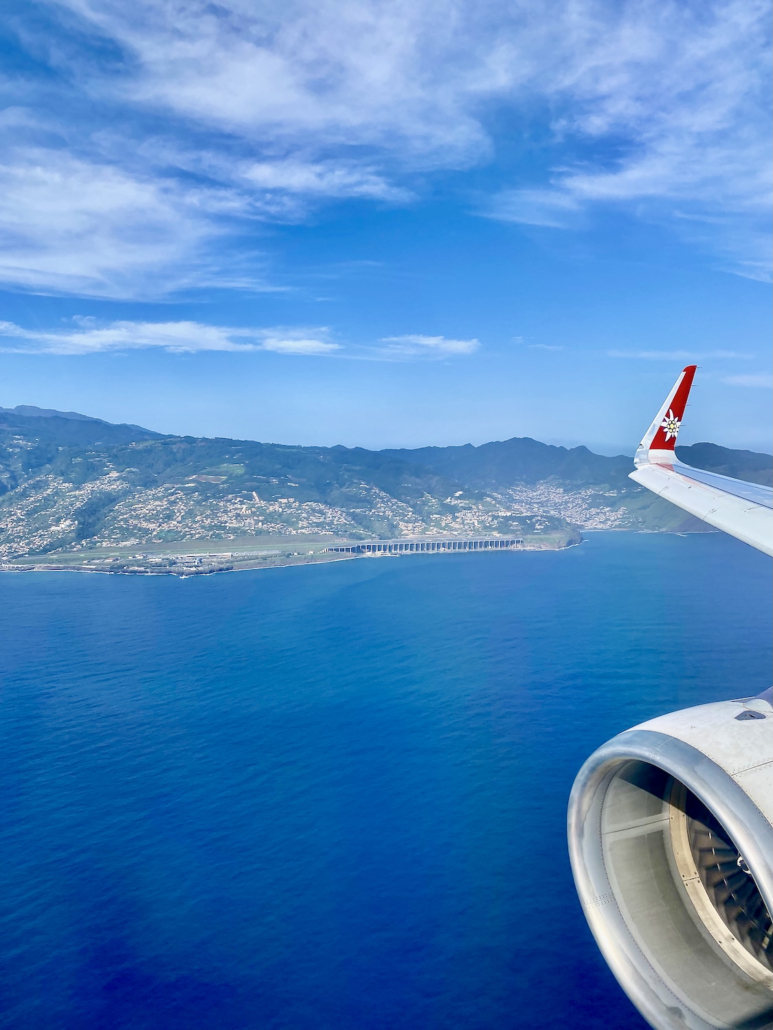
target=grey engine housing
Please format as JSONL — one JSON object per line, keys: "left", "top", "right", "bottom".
{"left": 568, "top": 695, "right": 773, "bottom": 1030}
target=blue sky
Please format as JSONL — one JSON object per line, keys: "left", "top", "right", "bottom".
{"left": 0, "top": 0, "right": 770, "bottom": 452}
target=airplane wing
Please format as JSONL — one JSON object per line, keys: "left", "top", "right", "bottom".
{"left": 629, "top": 365, "right": 773, "bottom": 556}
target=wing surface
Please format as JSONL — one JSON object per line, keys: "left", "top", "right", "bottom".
{"left": 629, "top": 365, "right": 773, "bottom": 557}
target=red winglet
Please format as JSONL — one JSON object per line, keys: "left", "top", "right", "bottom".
{"left": 650, "top": 365, "right": 697, "bottom": 451}
{"left": 636, "top": 365, "right": 698, "bottom": 460}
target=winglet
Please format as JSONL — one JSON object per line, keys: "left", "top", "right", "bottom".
{"left": 634, "top": 365, "right": 697, "bottom": 466}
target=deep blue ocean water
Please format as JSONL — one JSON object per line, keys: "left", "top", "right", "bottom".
{"left": 0, "top": 533, "right": 770, "bottom": 1030}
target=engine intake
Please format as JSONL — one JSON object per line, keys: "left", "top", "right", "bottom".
{"left": 568, "top": 699, "right": 773, "bottom": 1030}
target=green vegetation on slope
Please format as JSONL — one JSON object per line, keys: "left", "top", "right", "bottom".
{"left": 382, "top": 437, "right": 772, "bottom": 531}
{"left": 0, "top": 414, "right": 574, "bottom": 558}
{"left": 0, "top": 408, "right": 769, "bottom": 560}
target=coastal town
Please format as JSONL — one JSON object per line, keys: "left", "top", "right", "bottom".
{"left": 3, "top": 409, "right": 764, "bottom": 576}
{"left": 0, "top": 466, "right": 587, "bottom": 572}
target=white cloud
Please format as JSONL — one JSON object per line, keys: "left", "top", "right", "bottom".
{"left": 0, "top": 152, "right": 202, "bottom": 297}
{"left": 723, "top": 373, "right": 773, "bottom": 388}
{"left": 380, "top": 334, "right": 480, "bottom": 356}
{"left": 53, "top": 0, "right": 491, "bottom": 161}
{"left": 260, "top": 335, "right": 340, "bottom": 355}
{"left": 608, "top": 349, "right": 752, "bottom": 360}
{"left": 242, "top": 160, "right": 411, "bottom": 202}
{"left": 0, "top": 320, "right": 340, "bottom": 355}
{"left": 484, "top": 189, "right": 582, "bottom": 229}
{"left": 0, "top": 141, "right": 409, "bottom": 298}
{"left": 0, "top": 148, "right": 283, "bottom": 298}
{"left": 0, "top": 0, "right": 768, "bottom": 294}
{"left": 0, "top": 319, "right": 479, "bottom": 359}
{"left": 530, "top": 343, "right": 564, "bottom": 351}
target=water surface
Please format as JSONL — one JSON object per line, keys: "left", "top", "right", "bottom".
{"left": 0, "top": 533, "right": 770, "bottom": 1029}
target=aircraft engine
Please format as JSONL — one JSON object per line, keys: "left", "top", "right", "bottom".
{"left": 568, "top": 691, "right": 773, "bottom": 1030}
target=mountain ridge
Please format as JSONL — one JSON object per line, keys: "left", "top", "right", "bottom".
{"left": 383, "top": 437, "right": 772, "bottom": 489}
{"left": 0, "top": 406, "right": 769, "bottom": 561}
{"left": 4, "top": 404, "right": 770, "bottom": 484}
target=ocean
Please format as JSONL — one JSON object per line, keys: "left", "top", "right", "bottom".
{"left": 0, "top": 533, "right": 770, "bottom": 1030}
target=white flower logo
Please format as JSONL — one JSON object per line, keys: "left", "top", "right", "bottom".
{"left": 660, "top": 408, "right": 681, "bottom": 441}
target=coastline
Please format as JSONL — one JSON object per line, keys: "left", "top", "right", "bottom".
{"left": 1, "top": 527, "right": 724, "bottom": 579}
{"left": 0, "top": 535, "right": 581, "bottom": 578}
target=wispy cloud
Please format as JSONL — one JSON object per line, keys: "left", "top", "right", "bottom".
{"left": 481, "top": 3, "right": 770, "bottom": 275}
{"left": 0, "top": 319, "right": 482, "bottom": 359}
{"left": 0, "top": 147, "right": 286, "bottom": 298}
{"left": 380, "top": 334, "right": 480, "bottom": 357}
{"left": 241, "top": 160, "right": 411, "bottom": 203}
{"left": 259, "top": 334, "right": 340, "bottom": 355}
{"left": 723, "top": 373, "right": 773, "bottom": 388}
{"left": 0, "top": 320, "right": 340, "bottom": 355}
{"left": 608, "top": 349, "right": 752, "bottom": 361}
{"left": 0, "top": 0, "right": 769, "bottom": 294}
{"left": 484, "top": 190, "right": 582, "bottom": 229}
{"left": 530, "top": 343, "right": 564, "bottom": 351}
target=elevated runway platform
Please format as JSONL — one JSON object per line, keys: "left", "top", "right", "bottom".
{"left": 325, "top": 537, "right": 523, "bottom": 555}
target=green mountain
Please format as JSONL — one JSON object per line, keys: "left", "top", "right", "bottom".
{"left": 0, "top": 407, "right": 769, "bottom": 562}
{"left": 674, "top": 443, "right": 772, "bottom": 486}
{"left": 0, "top": 412, "right": 575, "bottom": 558}
{"left": 382, "top": 436, "right": 772, "bottom": 533}
{"left": 382, "top": 437, "right": 772, "bottom": 490}
{"left": 0, "top": 409, "right": 160, "bottom": 457}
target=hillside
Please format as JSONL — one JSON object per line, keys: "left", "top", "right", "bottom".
{"left": 0, "top": 414, "right": 575, "bottom": 560}
{"left": 0, "top": 407, "right": 769, "bottom": 563}
{"left": 0, "top": 407, "right": 160, "bottom": 449}
{"left": 382, "top": 436, "right": 772, "bottom": 532}
{"left": 382, "top": 436, "right": 772, "bottom": 489}
{"left": 383, "top": 438, "right": 632, "bottom": 488}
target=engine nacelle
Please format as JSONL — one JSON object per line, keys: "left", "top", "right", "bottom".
{"left": 568, "top": 695, "right": 773, "bottom": 1030}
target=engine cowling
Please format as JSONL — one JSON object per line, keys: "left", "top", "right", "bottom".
{"left": 568, "top": 694, "right": 773, "bottom": 1030}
